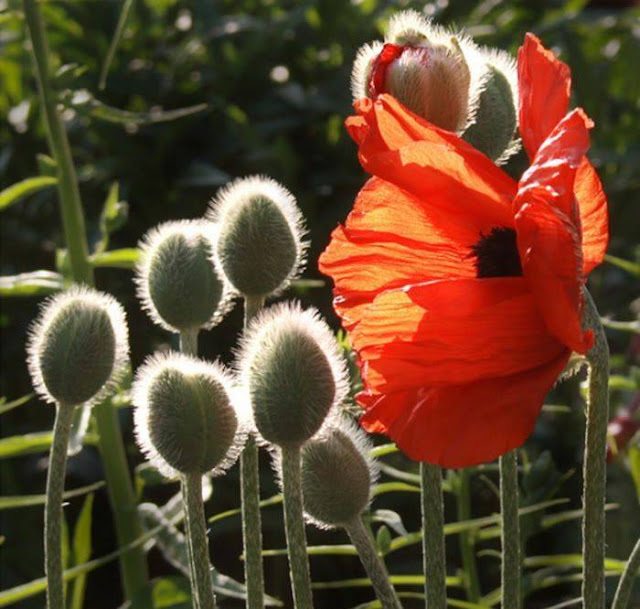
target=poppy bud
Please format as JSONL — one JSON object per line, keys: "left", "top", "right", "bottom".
{"left": 27, "top": 286, "right": 129, "bottom": 406}
{"left": 462, "top": 50, "right": 520, "bottom": 163}
{"left": 299, "top": 419, "right": 377, "bottom": 529}
{"left": 136, "top": 220, "right": 231, "bottom": 333}
{"left": 133, "top": 352, "right": 244, "bottom": 477}
{"left": 237, "top": 302, "right": 348, "bottom": 447}
{"left": 351, "top": 11, "right": 472, "bottom": 133}
{"left": 207, "top": 176, "right": 307, "bottom": 299}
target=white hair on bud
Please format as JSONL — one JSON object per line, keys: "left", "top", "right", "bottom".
{"left": 132, "top": 351, "right": 249, "bottom": 479}
{"left": 351, "top": 41, "right": 383, "bottom": 101}
{"left": 135, "top": 219, "right": 235, "bottom": 333}
{"left": 26, "top": 284, "right": 129, "bottom": 406}
{"left": 385, "top": 10, "right": 450, "bottom": 46}
{"left": 206, "top": 175, "right": 308, "bottom": 297}
{"left": 235, "top": 300, "right": 349, "bottom": 445}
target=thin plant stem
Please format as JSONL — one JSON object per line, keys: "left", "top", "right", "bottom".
{"left": 23, "top": 3, "right": 151, "bottom": 606}
{"left": 280, "top": 445, "right": 313, "bottom": 609}
{"left": 420, "top": 462, "right": 447, "bottom": 609}
{"left": 500, "top": 450, "right": 521, "bottom": 609}
{"left": 240, "top": 295, "right": 265, "bottom": 609}
{"left": 455, "top": 468, "right": 480, "bottom": 602}
{"left": 611, "top": 535, "right": 640, "bottom": 609}
{"left": 181, "top": 473, "right": 217, "bottom": 609}
{"left": 581, "top": 289, "right": 610, "bottom": 609}
{"left": 344, "top": 516, "right": 402, "bottom": 609}
{"left": 179, "top": 328, "right": 199, "bottom": 357}
{"left": 45, "top": 403, "right": 75, "bottom": 609}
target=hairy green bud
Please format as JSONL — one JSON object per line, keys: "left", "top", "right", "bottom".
{"left": 238, "top": 303, "right": 348, "bottom": 447}
{"left": 207, "top": 176, "right": 307, "bottom": 298}
{"left": 27, "top": 286, "right": 129, "bottom": 406}
{"left": 136, "top": 220, "right": 231, "bottom": 333}
{"left": 133, "top": 353, "right": 245, "bottom": 477}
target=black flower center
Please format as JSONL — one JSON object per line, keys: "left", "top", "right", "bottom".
{"left": 470, "top": 227, "right": 522, "bottom": 278}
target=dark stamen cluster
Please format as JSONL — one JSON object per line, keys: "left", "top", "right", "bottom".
{"left": 471, "top": 227, "right": 522, "bottom": 278}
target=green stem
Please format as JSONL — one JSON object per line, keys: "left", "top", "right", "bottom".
{"left": 499, "top": 450, "right": 521, "bottom": 609}
{"left": 240, "top": 295, "right": 266, "bottom": 609}
{"left": 344, "top": 517, "right": 402, "bottom": 609}
{"left": 23, "top": 3, "right": 151, "bottom": 605}
{"left": 280, "top": 445, "right": 313, "bottom": 609}
{"left": 180, "top": 328, "right": 199, "bottom": 357}
{"left": 420, "top": 463, "right": 447, "bottom": 609}
{"left": 455, "top": 468, "right": 480, "bottom": 602}
{"left": 182, "top": 473, "right": 217, "bottom": 609}
{"left": 45, "top": 403, "right": 75, "bottom": 609}
{"left": 581, "top": 290, "right": 610, "bottom": 609}
{"left": 612, "top": 535, "right": 640, "bottom": 609}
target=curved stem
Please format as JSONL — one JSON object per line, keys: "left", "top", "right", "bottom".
{"left": 420, "top": 463, "right": 447, "bottom": 609}
{"left": 612, "top": 535, "right": 640, "bottom": 609}
{"left": 280, "top": 445, "right": 313, "bottom": 609}
{"left": 240, "top": 295, "right": 266, "bottom": 609}
{"left": 344, "top": 517, "right": 402, "bottom": 609}
{"left": 45, "top": 403, "right": 75, "bottom": 609}
{"left": 500, "top": 450, "right": 521, "bottom": 609}
{"left": 455, "top": 468, "right": 480, "bottom": 602}
{"left": 581, "top": 289, "right": 610, "bottom": 609}
{"left": 182, "top": 473, "right": 217, "bottom": 609}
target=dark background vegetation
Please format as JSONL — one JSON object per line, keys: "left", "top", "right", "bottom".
{"left": 1, "top": 0, "right": 639, "bottom": 607}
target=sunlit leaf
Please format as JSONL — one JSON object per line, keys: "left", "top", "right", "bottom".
{"left": 0, "top": 176, "right": 57, "bottom": 211}
{"left": 99, "top": 0, "right": 136, "bottom": 90}
{"left": 0, "top": 271, "right": 64, "bottom": 297}
{"left": 70, "top": 493, "right": 94, "bottom": 609}
{"left": 311, "top": 574, "right": 462, "bottom": 589}
{"left": 605, "top": 254, "right": 640, "bottom": 277}
{"left": 90, "top": 248, "right": 140, "bottom": 269}
{"left": 0, "top": 394, "right": 34, "bottom": 416}
{"left": 0, "top": 431, "right": 98, "bottom": 459}
{"left": 0, "top": 481, "right": 105, "bottom": 511}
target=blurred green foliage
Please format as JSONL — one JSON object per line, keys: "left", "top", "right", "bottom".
{"left": 1, "top": 0, "right": 639, "bottom": 607}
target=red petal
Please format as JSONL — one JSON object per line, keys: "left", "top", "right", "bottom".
{"left": 319, "top": 177, "right": 478, "bottom": 329}
{"left": 358, "top": 350, "right": 570, "bottom": 467}
{"left": 346, "top": 94, "right": 517, "bottom": 229}
{"left": 518, "top": 33, "right": 571, "bottom": 158}
{"left": 576, "top": 160, "right": 609, "bottom": 273}
{"left": 351, "top": 277, "right": 566, "bottom": 391}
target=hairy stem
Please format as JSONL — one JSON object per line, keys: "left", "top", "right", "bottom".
{"left": 280, "top": 445, "right": 313, "bottom": 609}
{"left": 45, "top": 403, "right": 75, "bottom": 609}
{"left": 455, "top": 468, "right": 480, "bottom": 602}
{"left": 611, "top": 535, "right": 640, "bottom": 609}
{"left": 581, "top": 290, "right": 610, "bottom": 609}
{"left": 500, "top": 450, "right": 521, "bottom": 609}
{"left": 182, "top": 473, "right": 217, "bottom": 609}
{"left": 345, "top": 517, "right": 402, "bottom": 609}
{"left": 240, "top": 295, "right": 265, "bottom": 609}
{"left": 420, "top": 463, "right": 447, "bottom": 609}
{"left": 179, "top": 328, "right": 199, "bottom": 357}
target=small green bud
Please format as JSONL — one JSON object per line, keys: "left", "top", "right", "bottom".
{"left": 136, "top": 220, "right": 231, "bottom": 333}
{"left": 299, "top": 419, "right": 377, "bottom": 529}
{"left": 133, "top": 353, "right": 244, "bottom": 477}
{"left": 27, "top": 286, "right": 129, "bottom": 406}
{"left": 207, "top": 176, "right": 307, "bottom": 299}
{"left": 238, "top": 303, "right": 348, "bottom": 447}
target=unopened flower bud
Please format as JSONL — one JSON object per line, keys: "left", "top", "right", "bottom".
{"left": 462, "top": 50, "right": 519, "bottom": 163}
{"left": 207, "top": 176, "right": 307, "bottom": 299}
{"left": 352, "top": 11, "right": 472, "bottom": 133}
{"left": 300, "top": 419, "right": 377, "bottom": 529}
{"left": 27, "top": 286, "right": 129, "bottom": 406}
{"left": 237, "top": 303, "right": 348, "bottom": 447}
{"left": 136, "top": 220, "right": 231, "bottom": 333}
{"left": 133, "top": 353, "right": 244, "bottom": 477}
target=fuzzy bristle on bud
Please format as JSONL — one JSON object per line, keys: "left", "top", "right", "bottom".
{"left": 207, "top": 176, "right": 307, "bottom": 299}
{"left": 136, "top": 220, "right": 231, "bottom": 333}
{"left": 133, "top": 353, "right": 245, "bottom": 478}
{"left": 27, "top": 286, "right": 129, "bottom": 407}
{"left": 237, "top": 302, "right": 348, "bottom": 447}
{"left": 299, "top": 419, "right": 377, "bottom": 529}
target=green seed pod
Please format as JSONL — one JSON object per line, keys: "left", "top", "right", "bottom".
{"left": 207, "top": 176, "right": 307, "bottom": 299}
{"left": 27, "top": 286, "right": 129, "bottom": 406}
{"left": 136, "top": 220, "right": 231, "bottom": 333}
{"left": 133, "top": 352, "right": 244, "bottom": 477}
{"left": 299, "top": 419, "right": 378, "bottom": 529}
{"left": 238, "top": 303, "right": 348, "bottom": 447}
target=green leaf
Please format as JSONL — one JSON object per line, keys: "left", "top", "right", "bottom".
{"left": 0, "top": 176, "right": 57, "bottom": 211}
{"left": 208, "top": 494, "right": 282, "bottom": 525}
{"left": 99, "top": 0, "right": 136, "bottom": 90}
{"left": 90, "top": 248, "right": 140, "bottom": 269}
{"left": 605, "top": 254, "right": 640, "bottom": 277}
{"left": 629, "top": 445, "right": 640, "bottom": 502}
{"left": 95, "top": 182, "right": 128, "bottom": 254}
{"left": 0, "top": 431, "right": 98, "bottom": 459}
{"left": 369, "top": 443, "right": 398, "bottom": 459}
{"left": 372, "top": 482, "right": 421, "bottom": 496}
{"left": 375, "top": 525, "right": 392, "bottom": 554}
{"left": 36, "top": 154, "right": 57, "bottom": 177}
{"left": 369, "top": 509, "right": 407, "bottom": 537}
{"left": 0, "top": 481, "right": 105, "bottom": 511}
{"left": 0, "top": 394, "right": 34, "bottom": 416}
{"left": 67, "top": 403, "right": 92, "bottom": 457}
{"left": 0, "top": 271, "right": 64, "bottom": 297}
{"left": 311, "top": 574, "right": 463, "bottom": 590}
{"left": 151, "top": 576, "right": 191, "bottom": 608}
{"left": 524, "top": 553, "right": 626, "bottom": 572}
{"left": 70, "top": 493, "right": 94, "bottom": 609}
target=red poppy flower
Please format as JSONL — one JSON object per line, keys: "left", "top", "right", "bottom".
{"left": 319, "top": 37, "right": 609, "bottom": 467}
